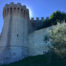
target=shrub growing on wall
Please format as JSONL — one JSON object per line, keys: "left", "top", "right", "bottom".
{"left": 49, "top": 22, "right": 66, "bottom": 58}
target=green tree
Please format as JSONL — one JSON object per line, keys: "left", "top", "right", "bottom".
{"left": 50, "top": 12, "right": 56, "bottom": 19}
{"left": 50, "top": 11, "right": 66, "bottom": 25}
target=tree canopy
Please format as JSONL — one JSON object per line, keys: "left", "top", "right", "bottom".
{"left": 32, "top": 11, "right": 66, "bottom": 30}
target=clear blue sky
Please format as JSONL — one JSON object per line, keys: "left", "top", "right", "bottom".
{"left": 0, "top": 0, "right": 66, "bottom": 33}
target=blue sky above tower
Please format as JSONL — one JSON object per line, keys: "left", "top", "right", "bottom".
{"left": 0, "top": 0, "right": 66, "bottom": 33}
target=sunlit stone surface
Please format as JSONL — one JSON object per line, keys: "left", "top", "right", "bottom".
{"left": 0, "top": 2, "right": 53, "bottom": 64}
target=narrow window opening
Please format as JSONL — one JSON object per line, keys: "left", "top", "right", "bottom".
{"left": 7, "top": 8, "right": 9, "bottom": 13}
{"left": 21, "top": 9, "right": 23, "bottom": 12}
{"left": 18, "top": 8, "right": 20, "bottom": 11}
{"left": 10, "top": 7, "right": 12, "bottom": 13}
{"left": 17, "top": 34, "right": 19, "bottom": 37}
{"left": 24, "top": 10, "right": 25, "bottom": 16}
{"left": 14, "top": 7, "right": 16, "bottom": 10}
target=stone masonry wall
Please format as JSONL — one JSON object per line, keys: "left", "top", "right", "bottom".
{"left": 29, "top": 26, "right": 52, "bottom": 56}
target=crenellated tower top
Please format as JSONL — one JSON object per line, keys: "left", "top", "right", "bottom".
{"left": 30, "top": 17, "right": 44, "bottom": 21}
{"left": 3, "top": 2, "right": 29, "bottom": 20}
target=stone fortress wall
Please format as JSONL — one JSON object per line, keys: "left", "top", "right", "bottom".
{"left": 0, "top": 2, "right": 52, "bottom": 64}
{"left": 30, "top": 17, "right": 44, "bottom": 21}
{"left": 29, "top": 27, "right": 52, "bottom": 56}
{"left": 0, "top": 2, "right": 30, "bottom": 64}
{"left": 30, "top": 17, "right": 45, "bottom": 31}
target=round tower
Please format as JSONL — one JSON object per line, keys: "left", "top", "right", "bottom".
{"left": 0, "top": 2, "right": 30, "bottom": 64}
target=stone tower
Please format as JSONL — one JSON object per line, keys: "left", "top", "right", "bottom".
{"left": 0, "top": 2, "right": 29, "bottom": 64}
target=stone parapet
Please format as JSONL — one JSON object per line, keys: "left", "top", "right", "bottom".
{"left": 30, "top": 17, "right": 44, "bottom": 22}
{"left": 3, "top": 2, "right": 29, "bottom": 20}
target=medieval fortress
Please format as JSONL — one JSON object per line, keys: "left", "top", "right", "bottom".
{"left": 0, "top": 2, "right": 52, "bottom": 64}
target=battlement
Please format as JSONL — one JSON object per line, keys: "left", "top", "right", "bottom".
{"left": 30, "top": 17, "right": 44, "bottom": 21}
{"left": 3, "top": 2, "right": 29, "bottom": 20}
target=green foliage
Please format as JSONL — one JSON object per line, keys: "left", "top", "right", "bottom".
{"left": 49, "top": 22, "right": 66, "bottom": 58}
{"left": 35, "top": 11, "right": 66, "bottom": 30}
{"left": 49, "top": 11, "right": 66, "bottom": 25}
{"left": 50, "top": 12, "right": 56, "bottom": 19}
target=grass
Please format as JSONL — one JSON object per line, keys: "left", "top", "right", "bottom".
{"left": 1, "top": 53, "right": 66, "bottom": 66}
